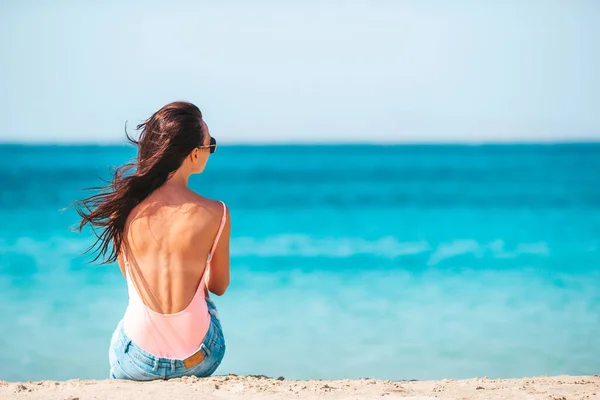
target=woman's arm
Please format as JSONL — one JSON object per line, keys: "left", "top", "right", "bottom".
{"left": 206, "top": 204, "right": 231, "bottom": 296}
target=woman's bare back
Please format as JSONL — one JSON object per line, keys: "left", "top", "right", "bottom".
{"left": 118, "top": 184, "right": 228, "bottom": 314}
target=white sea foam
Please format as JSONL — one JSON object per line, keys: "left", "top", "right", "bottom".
{"left": 0, "top": 236, "right": 551, "bottom": 263}
{"left": 427, "top": 240, "right": 483, "bottom": 265}
{"left": 230, "top": 235, "right": 550, "bottom": 262}
{"left": 231, "top": 235, "right": 431, "bottom": 258}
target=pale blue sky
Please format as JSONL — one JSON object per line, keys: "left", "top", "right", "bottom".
{"left": 1, "top": 0, "right": 598, "bottom": 144}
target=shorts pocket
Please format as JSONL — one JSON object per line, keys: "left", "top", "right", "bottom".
{"left": 121, "top": 352, "right": 163, "bottom": 381}
{"left": 110, "top": 342, "right": 162, "bottom": 381}
{"left": 110, "top": 359, "right": 139, "bottom": 381}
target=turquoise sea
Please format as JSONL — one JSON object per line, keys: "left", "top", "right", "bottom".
{"left": 0, "top": 143, "right": 599, "bottom": 382}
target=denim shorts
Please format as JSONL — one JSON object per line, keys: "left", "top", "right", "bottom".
{"left": 109, "top": 297, "right": 225, "bottom": 380}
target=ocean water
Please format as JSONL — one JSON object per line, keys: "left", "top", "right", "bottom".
{"left": 0, "top": 143, "right": 599, "bottom": 382}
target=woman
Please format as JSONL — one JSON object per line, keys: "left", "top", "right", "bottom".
{"left": 75, "top": 101, "right": 230, "bottom": 380}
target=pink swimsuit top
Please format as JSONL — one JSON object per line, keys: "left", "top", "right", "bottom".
{"left": 122, "top": 201, "right": 227, "bottom": 359}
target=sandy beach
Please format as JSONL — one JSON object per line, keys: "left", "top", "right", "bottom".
{"left": 1, "top": 375, "right": 599, "bottom": 400}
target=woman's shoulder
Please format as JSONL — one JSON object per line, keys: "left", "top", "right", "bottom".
{"left": 186, "top": 192, "right": 227, "bottom": 219}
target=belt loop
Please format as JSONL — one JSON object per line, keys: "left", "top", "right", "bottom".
{"left": 170, "top": 360, "right": 176, "bottom": 373}
{"left": 201, "top": 342, "right": 211, "bottom": 359}
{"left": 153, "top": 359, "right": 159, "bottom": 372}
{"left": 123, "top": 340, "right": 132, "bottom": 354}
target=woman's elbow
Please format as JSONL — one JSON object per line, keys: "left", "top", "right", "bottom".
{"left": 209, "top": 280, "right": 229, "bottom": 296}
{"left": 211, "top": 287, "right": 226, "bottom": 296}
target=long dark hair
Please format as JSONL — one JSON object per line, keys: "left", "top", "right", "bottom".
{"left": 75, "top": 101, "right": 206, "bottom": 264}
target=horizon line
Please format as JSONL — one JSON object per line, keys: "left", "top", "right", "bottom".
{"left": 1, "top": 139, "right": 599, "bottom": 147}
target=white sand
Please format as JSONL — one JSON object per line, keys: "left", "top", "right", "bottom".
{"left": 2, "top": 375, "right": 599, "bottom": 399}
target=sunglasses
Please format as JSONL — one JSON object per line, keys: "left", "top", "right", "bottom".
{"left": 198, "top": 137, "right": 217, "bottom": 154}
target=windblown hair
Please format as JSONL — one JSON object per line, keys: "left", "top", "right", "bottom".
{"left": 75, "top": 101, "right": 206, "bottom": 264}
